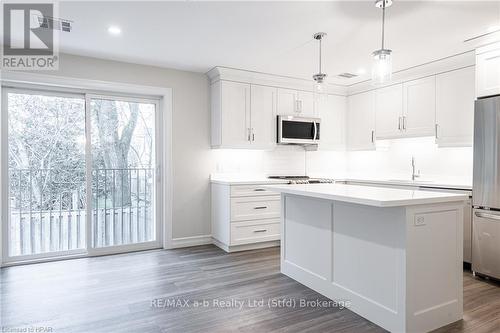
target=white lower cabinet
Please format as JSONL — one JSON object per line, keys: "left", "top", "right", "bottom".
{"left": 230, "top": 219, "right": 281, "bottom": 246}
{"left": 212, "top": 183, "right": 282, "bottom": 252}
{"left": 230, "top": 196, "right": 280, "bottom": 222}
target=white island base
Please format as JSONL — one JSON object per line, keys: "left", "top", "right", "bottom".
{"left": 270, "top": 184, "right": 466, "bottom": 333}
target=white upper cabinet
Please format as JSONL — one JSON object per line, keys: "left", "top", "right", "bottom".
{"left": 402, "top": 76, "right": 436, "bottom": 137}
{"left": 250, "top": 85, "right": 277, "bottom": 148}
{"left": 318, "top": 94, "right": 346, "bottom": 150}
{"left": 218, "top": 81, "right": 251, "bottom": 148}
{"left": 276, "top": 88, "right": 297, "bottom": 116}
{"left": 211, "top": 80, "right": 276, "bottom": 149}
{"left": 347, "top": 91, "right": 375, "bottom": 151}
{"left": 476, "top": 43, "right": 500, "bottom": 98}
{"left": 375, "top": 84, "right": 404, "bottom": 139}
{"left": 277, "top": 88, "right": 316, "bottom": 117}
{"left": 297, "top": 91, "right": 316, "bottom": 117}
{"left": 435, "top": 66, "right": 475, "bottom": 147}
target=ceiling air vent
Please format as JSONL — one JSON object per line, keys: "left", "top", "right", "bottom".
{"left": 37, "top": 15, "right": 73, "bottom": 32}
{"left": 336, "top": 72, "right": 358, "bottom": 79}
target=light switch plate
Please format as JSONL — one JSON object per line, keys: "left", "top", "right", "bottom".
{"left": 415, "top": 216, "right": 426, "bottom": 226}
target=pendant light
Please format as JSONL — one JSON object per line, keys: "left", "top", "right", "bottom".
{"left": 372, "top": 0, "right": 393, "bottom": 85}
{"left": 313, "top": 32, "right": 327, "bottom": 97}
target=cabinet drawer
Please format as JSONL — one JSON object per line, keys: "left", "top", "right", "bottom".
{"left": 231, "top": 185, "right": 281, "bottom": 197}
{"left": 231, "top": 196, "right": 280, "bottom": 221}
{"left": 230, "top": 219, "right": 280, "bottom": 245}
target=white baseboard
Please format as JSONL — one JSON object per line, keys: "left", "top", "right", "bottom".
{"left": 212, "top": 238, "right": 280, "bottom": 253}
{"left": 170, "top": 234, "right": 213, "bottom": 248}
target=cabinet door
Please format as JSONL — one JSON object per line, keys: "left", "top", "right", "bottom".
{"left": 250, "top": 85, "right": 277, "bottom": 148}
{"left": 476, "top": 49, "right": 500, "bottom": 98}
{"left": 277, "top": 88, "right": 297, "bottom": 116}
{"left": 347, "top": 91, "right": 375, "bottom": 151}
{"left": 221, "top": 81, "right": 251, "bottom": 147}
{"left": 403, "top": 76, "right": 436, "bottom": 137}
{"left": 318, "top": 94, "right": 346, "bottom": 150}
{"left": 297, "top": 91, "right": 316, "bottom": 117}
{"left": 375, "top": 84, "right": 403, "bottom": 139}
{"left": 436, "top": 67, "right": 475, "bottom": 147}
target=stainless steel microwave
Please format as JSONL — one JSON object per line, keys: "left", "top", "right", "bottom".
{"left": 277, "top": 115, "right": 320, "bottom": 145}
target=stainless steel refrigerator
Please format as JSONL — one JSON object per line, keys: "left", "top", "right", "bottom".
{"left": 472, "top": 95, "right": 500, "bottom": 279}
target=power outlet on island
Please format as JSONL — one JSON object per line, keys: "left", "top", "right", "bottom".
{"left": 414, "top": 216, "right": 426, "bottom": 226}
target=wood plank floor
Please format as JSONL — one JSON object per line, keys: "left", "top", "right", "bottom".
{"left": 0, "top": 245, "right": 499, "bottom": 333}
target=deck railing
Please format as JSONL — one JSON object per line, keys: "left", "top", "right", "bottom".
{"left": 8, "top": 168, "right": 154, "bottom": 257}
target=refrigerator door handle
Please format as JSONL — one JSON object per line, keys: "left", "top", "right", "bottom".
{"left": 475, "top": 211, "right": 500, "bottom": 221}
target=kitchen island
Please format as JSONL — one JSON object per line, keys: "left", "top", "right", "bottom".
{"left": 266, "top": 183, "right": 468, "bottom": 333}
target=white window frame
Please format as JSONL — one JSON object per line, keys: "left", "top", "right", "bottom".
{"left": 0, "top": 72, "right": 173, "bottom": 267}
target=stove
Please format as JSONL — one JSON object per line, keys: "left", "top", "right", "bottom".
{"left": 268, "top": 175, "right": 335, "bottom": 185}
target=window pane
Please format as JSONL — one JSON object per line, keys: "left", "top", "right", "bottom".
{"left": 90, "top": 98, "right": 156, "bottom": 248}
{"left": 7, "top": 92, "right": 86, "bottom": 257}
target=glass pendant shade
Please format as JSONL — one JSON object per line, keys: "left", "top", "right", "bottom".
{"left": 371, "top": 49, "right": 392, "bottom": 85}
{"left": 313, "top": 81, "right": 327, "bottom": 101}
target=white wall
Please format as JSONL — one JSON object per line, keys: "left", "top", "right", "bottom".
{"left": 33, "top": 53, "right": 211, "bottom": 240}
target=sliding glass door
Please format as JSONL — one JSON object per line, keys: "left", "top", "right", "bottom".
{"left": 6, "top": 90, "right": 87, "bottom": 259}
{"left": 3, "top": 88, "right": 161, "bottom": 263}
{"left": 89, "top": 96, "right": 157, "bottom": 250}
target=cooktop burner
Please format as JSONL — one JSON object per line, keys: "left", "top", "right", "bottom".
{"left": 268, "top": 175, "right": 309, "bottom": 180}
{"left": 267, "top": 176, "right": 334, "bottom": 184}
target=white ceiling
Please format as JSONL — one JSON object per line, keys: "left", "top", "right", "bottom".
{"left": 55, "top": 1, "right": 500, "bottom": 85}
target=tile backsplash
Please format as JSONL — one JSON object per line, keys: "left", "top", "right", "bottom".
{"left": 211, "top": 137, "right": 473, "bottom": 183}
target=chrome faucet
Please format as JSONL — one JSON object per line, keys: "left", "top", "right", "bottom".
{"left": 411, "top": 156, "right": 420, "bottom": 181}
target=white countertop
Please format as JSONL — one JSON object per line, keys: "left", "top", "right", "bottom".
{"left": 265, "top": 183, "right": 469, "bottom": 207}
{"left": 210, "top": 173, "right": 472, "bottom": 191}
{"left": 338, "top": 177, "right": 472, "bottom": 191}
{"left": 210, "top": 174, "right": 289, "bottom": 185}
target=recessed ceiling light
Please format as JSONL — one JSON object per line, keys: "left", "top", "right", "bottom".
{"left": 108, "top": 25, "right": 121, "bottom": 35}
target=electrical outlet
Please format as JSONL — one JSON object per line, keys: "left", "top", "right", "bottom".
{"left": 415, "top": 216, "right": 426, "bottom": 226}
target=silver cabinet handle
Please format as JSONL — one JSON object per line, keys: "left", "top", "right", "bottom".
{"left": 313, "top": 121, "right": 318, "bottom": 141}
{"left": 371, "top": 130, "right": 375, "bottom": 143}
{"left": 247, "top": 128, "right": 251, "bottom": 141}
{"left": 475, "top": 211, "right": 500, "bottom": 220}
{"left": 253, "top": 188, "right": 266, "bottom": 192}
{"left": 398, "top": 117, "right": 402, "bottom": 130}
{"left": 252, "top": 128, "right": 255, "bottom": 142}
{"left": 254, "top": 206, "right": 268, "bottom": 210}
{"left": 296, "top": 99, "right": 302, "bottom": 113}
{"left": 253, "top": 229, "right": 268, "bottom": 233}
{"left": 402, "top": 116, "right": 407, "bottom": 130}
{"left": 435, "top": 124, "right": 439, "bottom": 139}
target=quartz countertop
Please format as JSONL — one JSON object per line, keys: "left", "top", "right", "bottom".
{"left": 210, "top": 174, "right": 289, "bottom": 185}
{"left": 337, "top": 176, "right": 472, "bottom": 191}
{"left": 265, "top": 183, "right": 469, "bottom": 207}
{"left": 210, "top": 173, "right": 472, "bottom": 191}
